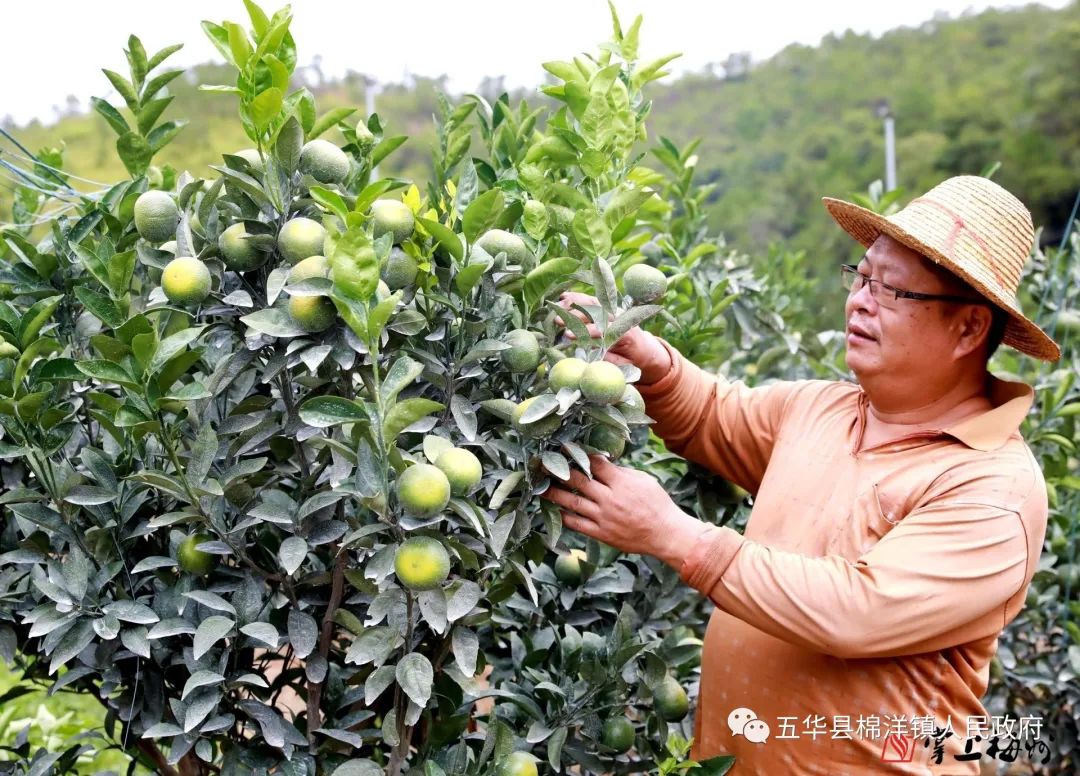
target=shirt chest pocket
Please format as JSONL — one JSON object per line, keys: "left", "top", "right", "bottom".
{"left": 836, "top": 484, "right": 909, "bottom": 557}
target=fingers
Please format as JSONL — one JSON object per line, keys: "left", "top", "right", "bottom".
{"left": 560, "top": 510, "right": 599, "bottom": 539}
{"left": 587, "top": 454, "right": 619, "bottom": 485}
{"left": 540, "top": 484, "right": 598, "bottom": 519}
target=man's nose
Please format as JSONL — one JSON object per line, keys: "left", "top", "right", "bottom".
{"left": 847, "top": 279, "right": 877, "bottom": 312}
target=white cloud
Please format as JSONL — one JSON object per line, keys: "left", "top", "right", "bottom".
{"left": 1, "top": 0, "right": 1069, "bottom": 124}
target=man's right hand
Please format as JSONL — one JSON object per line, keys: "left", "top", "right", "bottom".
{"left": 553, "top": 291, "right": 672, "bottom": 384}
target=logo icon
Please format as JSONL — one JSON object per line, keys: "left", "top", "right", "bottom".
{"left": 727, "top": 707, "right": 771, "bottom": 744}
{"left": 881, "top": 732, "right": 916, "bottom": 762}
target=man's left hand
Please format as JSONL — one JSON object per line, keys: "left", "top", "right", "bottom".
{"left": 539, "top": 454, "right": 710, "bottom": 569}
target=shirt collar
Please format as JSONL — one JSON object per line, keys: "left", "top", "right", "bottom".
{"left": 942, "top": 372, "right": 1034, "bottom": 452}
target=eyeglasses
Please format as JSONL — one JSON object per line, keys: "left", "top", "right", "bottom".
{"left": 840, "top": 264, "right": 987, "bottom": 309}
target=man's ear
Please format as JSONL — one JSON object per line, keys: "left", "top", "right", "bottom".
{"left": 955, "top": 304, "right": 993, "bottom": 358}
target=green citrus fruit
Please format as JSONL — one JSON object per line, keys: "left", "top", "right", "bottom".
{"left": 580, "top": 361, "right": 626, "bottom": 404}
{"left": 288, "top": 255, "right": 330, "bottom": 284}
{"left": 434, "top": 448, "right": 483, "bottom": 497}
{"left": 371, "top": 200, "right": 415, "bottom": 245}
{"left": 299, "top": 139, "right": 350, "bottom": 184}
{"left": 354, "top": 120, "right": 375, "bottom": 150}
{"left": 601, "top": 716, "right": 635, "bottom": 753}
{"left": 233, "top": 148, "right": 264, "bottom": 172}
{"left": 512, "top": 396, "right": 561, "bottom": 438}
{"left": 288, "top": 294, "right": 336, "bottom": 333}
{"left": 654, "top": 676, "right": 689, "bottom": 721}
{"left": 224, "top": 481, "right": 254, "bottom": 508}
{"left": 476, "top": 229, "right": 529, "bottom": 265}
{"left": 0, "top": 341, "right": 20, "bottom": 359}
{"left": 394, "top": 535, "right": 451, "bottom": 591}
{"left": 496, "top": 752, "right": 538, "bottom": 776}
{"left": 554, "top": 548, "right": 587, "bottom": 586}
{"left": 161, "top": 257, "right": 211, "bottom": 306}
{"left": 501, "top": 329, "right": 541, "bottom": 373}
{"left": 581, "top": 632, "right": 606, "bottom": 661}
{"left": 219, "top": 223, "right": 267, "bottom": 272}
{"left": 623, "top": 264, "right": 668, "bottom": 304}
{"left": 134, "top": 190, "right": 179, "bottom": 243}
{"left": 396, "top": 463, "right": 452, "bottom": 517}
{"left": 549, "top": 357, "right": 587, "bottom": 391}
{"left": 616, "top": 384, "right": 645, "bottom": 414}
{"left": 278, "top": 217, "right": 327, "bottom": 265}
{"left": 178, "top": 532, "right": 215, "bottom": 576}
{"left": 382, "top": 247, "right": 419, "bottom": 290}
{"left": 587, "top": 425, "right": 626, "bottom": 458}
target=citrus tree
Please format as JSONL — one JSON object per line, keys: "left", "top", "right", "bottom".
{"left": 0, "top": 3, "right": 752, "bottom": 775}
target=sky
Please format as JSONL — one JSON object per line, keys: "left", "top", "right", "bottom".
{"left": 1, "top": 0, "right": 1071, "bottom": 125}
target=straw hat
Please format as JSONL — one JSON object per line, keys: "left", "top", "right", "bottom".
{"left": 823, "top": 175, "right": 1060, "bottom": 361}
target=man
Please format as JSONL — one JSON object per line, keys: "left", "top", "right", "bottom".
{"left": 543, "top": 175, "right": 1060, "bottom": 774}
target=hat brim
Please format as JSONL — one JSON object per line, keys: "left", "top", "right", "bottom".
{"left": 822, "top": 196, "right": 1061, "bottom": 362}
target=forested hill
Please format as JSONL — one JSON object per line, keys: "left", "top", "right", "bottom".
{"left": 5, "top": 1, "right": 1078, "bottom": 284}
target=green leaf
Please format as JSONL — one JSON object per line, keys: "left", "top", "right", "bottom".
{"left": 383, "top": 398, "right": 444, "bottom": 442}
{"left": 522, "top": 201, "right": 550, "bottom": 240}
{"left": 13, "top": 338, "right": 60, "bottom": 390}
{"left": 309, "top": 107, "right": 357, "bottom": 141}
{"left": 275, "top": 116, "right": 303, "bottom": 174}
{"left": 240, "top": 308, "right": 307, "bottom": 338}
{"left": 309, "top": 186, "right": 350, "bottom": 222}
{"left": 299, "top": 396, "right": 369, "bottom": 428}
{"left": 149, "top": 325, "right": 206, "bottom": 375}
{"left": 367, "top": 290, "right": 402, "bottom": 342}
{"left": 396, "top": 652, "right": 434, "bottom": 707}
{"left": 193, "top": 616, "right": 235, "bottom": 661}
{"left": 141, "top": 69, "right": 184, "bottom": 102}
{"left": 454, "top": 256, "right": 492, "bottom": 298}
{"left": 126, "top": 35, "right": 148, "bottom": 91}
{"left": 572, "top": 209, "right": 611, "bottom": 258}
{"left": 278, "top": 537, "right": 307, "bottom": 576}
{"left": 226, "top": 21, "right": 253, "bottom": 68}
{"left": 524, "top": 257, "right": 579, "bottom": 308}
{"left": 36, "top": 358, "right": 83, "bottom": 383}
{"left": 49, "top": 620, "right": 94, "bottom": 675}
{"left": 18, "top": 294, "right": 62, "bottom": 348}
{"left": 251, "top": 87, "right": 283, "bottom": 132}
{"left": 136, "top": 96, "right": 173, "bottom": 136}
{"left": 107, "top": 250, "right": 137, "bottom": 297}
{"left": 288, "top": 609, "right": 318, "bottom": 659}
{"left": 76, "top": 360, "right": 140, "bottom": 389}
{"left": 102, "top": 69, "right": 138, "bottom": 111}
{"left": 330, "top": 227, "right": 378, "bottom": 303}
{"left": 91, "top": 97, "right": 129, "bottom": 136}
{"left": 146, "top": 120, "right": 186, "bottom": 154}
{"left": 243, "top": 0, "right": 270, "bottom": 36}
{"left": 416, "top": 217, "right": 464, "bottom": 263}
{"left": 380, "top": 356, "right": 425, "bottom": 407}
{"left": 371, "top": 136, "right": 408, "bottom": 168}
{"left": 146, "top": 43, "right": 184, "bottom": 72}
{"left": 354, "top": 179, "right": 408, "bottom": 214}
{"left": 182, "top": 670, "right": 226, "bottom": 701}
{"left": 462, "top": 189, "right": 506, "bottom": 243}
{"left": 592, "top": 257, "right": 618, "bottom": 315}
{"left": 604, "top": 304, "right": 662, "bottom": 345}
{"left": 116, "top": 132, "right": 152, "bottom": 177}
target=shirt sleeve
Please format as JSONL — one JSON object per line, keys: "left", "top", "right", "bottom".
{"left": 635, "top": 337, "right": 802, "bottom": 493}
{"left": 677, "top": 499, "right": 1033, "bottom": 659}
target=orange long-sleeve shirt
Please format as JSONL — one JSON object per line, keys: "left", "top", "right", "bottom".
{"left": 636, "top": 338, "right": 1048, "bottom": 775}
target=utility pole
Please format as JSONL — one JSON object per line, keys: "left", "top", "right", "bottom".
{"left": 875, "top": 99, "right": 897, "bottom": 192}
